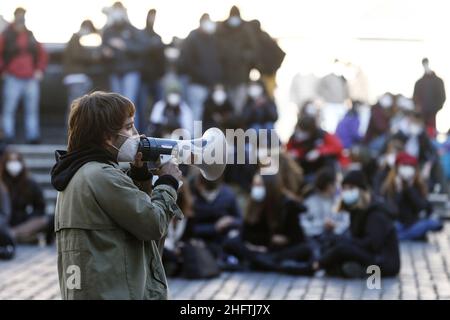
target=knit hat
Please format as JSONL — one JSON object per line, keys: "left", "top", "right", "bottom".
{"left": 395, "top": 152, "right": 418, "bottom": 167}
{"left": 342, "top": 170, "right": 368, "bottom": 190}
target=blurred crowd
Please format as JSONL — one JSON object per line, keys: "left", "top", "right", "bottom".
{"left": 0, "top": 3, "right": 449, "bottom": 281}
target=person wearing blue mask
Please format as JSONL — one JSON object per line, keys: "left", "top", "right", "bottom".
{"left": 310, "top": 170, "right": 400, "bottom": 278}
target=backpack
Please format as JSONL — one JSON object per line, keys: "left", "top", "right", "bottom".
{"left": 180, "top": 239, "right": 221, "bottom": 279}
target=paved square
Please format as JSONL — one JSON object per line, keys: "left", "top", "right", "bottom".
{"left": 1, "top": 223, "right": 450, "bottom": 300}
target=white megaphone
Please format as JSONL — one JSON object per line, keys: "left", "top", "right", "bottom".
{"left": 138, "top": 127, "right": 228, "bottom": 181}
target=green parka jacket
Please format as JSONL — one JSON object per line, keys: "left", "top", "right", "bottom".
{"left": 55, "top": 160, "right": 183, "bottom": 299}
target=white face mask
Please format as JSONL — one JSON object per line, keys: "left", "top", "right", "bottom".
{"left": 6, "top": 160, "right": 23, "bottom": 177}
{"left": 167, "top": 93, "right": 181, "bottom": 106}
{"left": 201, "top": 20, "right": 216, "bottom": 34}
{"left": 112, "top": 134, "right": 140, "bottom": 162}
{"left": 110, "top": 9, "right": 127, "bottom": 24}
{"left": 248, "top": 85, "right": 263, "bottom": 99}
{"left": 379, "top": 95, "right": 393, "bottom": 109}
{"left": 201, "top": 188, "right": 220, "bottom": 203}
{"left": 398, "top": 165, "right": 415, "bottom": 181}
{"left": 409, "top": 124, "right": 423, "bottom": 136}
{"left": 304, "top": 103, "right": 318, "bottom": 116}
{"left": 295, "top": 130, "right": 309, "bottom": 141}
{"left": 251, "top": 185, "right": 266, "bottom": 201}
{"left": 212, "top": 90, "right": 227, "bottom": 105}
{"left": 342, "top": 188, "right": 360, "bottom": 206}
{"left": 228, "top": 16, "right": 241, "bottom": 27}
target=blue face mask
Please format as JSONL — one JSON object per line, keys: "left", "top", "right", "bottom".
{"left": 341, "top": 188, "right": 360, "bottom": 206}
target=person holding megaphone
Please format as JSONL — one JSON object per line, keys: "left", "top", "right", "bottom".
{"left": 51, "top": 91, "right": 184, "bottom": 300}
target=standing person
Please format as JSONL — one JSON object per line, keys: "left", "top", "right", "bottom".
{"left": 63, "top": 20, "right": 102, "bottom": 114}
{"left": 181, "top": 13, "right": 223, "bottom": 121}
{"left": 0, "top": 148, "right": 52, "bottom": 244}
{"left": 217, "top": 6, "right": 258, "bottom": 115}
{"left": 336, "top": 100, "right": 363, "bottom": 149}
{"left": 249, "top": 19, "right": 285, "bottom": 99}
{"left": 0, "top": 7, "right": 48, "bottom": 144}
{"left": 101, "top": 2, "right": 144, "bottom": 105}
{"left": 51, "top": 91, "right": 183, "bottom": 300}
{"left": 137, "top": 9, "right": 165, "bottom": 133}
{"left": 413, "top": 58, "right": 446, "bottom": 138}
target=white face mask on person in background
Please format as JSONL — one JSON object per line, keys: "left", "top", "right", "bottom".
{"left": 201, "top": 20, "right": 217, "bottom": 34}
{"left": 110, "top": 133, "right": 140, "bottom": 162}
{"left": 251, "top": 185, "right": 266, "bottom": 202}
{"left": 167, "top": 93, "right": 181, "bottom": 106}
{"left": 228, "top": 16, "right": 241, "bottom": 27}
{"left": 201, "top": 188, "right": 220, "bottom": 203}
{"left": 212, "top": 89, "right": 227, "bottom": 105}
{"left": 379, "top": 94, "right": 393, "bottom": 109}
{"left": 248, "top": 84, "right": 263, "bottom": 99}
{"left": 398, "top": 165, "right": 416, "bottom": 181}
{"left": 409, "top": 123, "right": 423, "bottom": 136}
{"left": 110, "top": 9, "right": 127, "bottom": 24}
{"left": 6, "top": 160, "right": 24, "bottom": 177}
{"left": 341, "top": 188, "right": 360, "bottom": 206}
{"left": 294, "top": 130, "right": 309, "bottom": 141}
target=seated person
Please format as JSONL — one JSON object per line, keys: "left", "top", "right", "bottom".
{"left": 224, "top": 171, "right": 313, "bottom": 275}
{"left": 241, "top": 81, "right": 278, "bottom": 132}
{"left": 301, "top": 168, "right": 349, "bottom": 257}
{"left": 184, "top": 175, "right": 242, "bottom": 257}
{"left": 0, "top": 149, "right": 53, "bottom": 245}
{"left": 380, "top": 152, "right": 443, "bottom": 241}
{"left": 202, "top": 84, "right": 235, "bottom": 132}
{"left": 148, "top": 88, "right": 193, "bottom": 137}
{"left": 286, "top": 116, "right": 345, "bottom": 183}
{"left": 312, "top": 170, "right": 401, "bottom": 278}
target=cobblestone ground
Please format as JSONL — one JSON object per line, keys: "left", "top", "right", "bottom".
{"left": 1, "top": 223, "right": 450, "bottom": 300}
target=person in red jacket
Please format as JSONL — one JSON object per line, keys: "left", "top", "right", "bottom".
{"left": 0, "top": 8, "right": 48, "bottom": 144}
{"left": 287, "top": 115, "right": 345, "bottom": 183}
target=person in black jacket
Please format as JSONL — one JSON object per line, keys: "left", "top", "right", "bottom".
{"left": 180, "top": 13, "right": 223, "bottom": 121}
{"left": 312, "top": 170, "right": 400, "bottom": 278}
{"left": 380, "top": 152, "right": 443, "bottom": 241}
{"left": 413, "top": 58, "right": 446, "bottom": 137}
{"left": 202, "top": 84, "right": 235, "bottom": 131}
{"left": 217, "top": 6, "right": 258, "bottom": 114}
{"left": 0, "top": 148, "right": 52, "bottom": 244}
{"left": 101, "top": 2, "right": 145, "bottom": 105}
{"left": 249, "top": 19, "right": 285, "bottom": 99}
{"left": 136, "top": 9, "right": 165, "bottom": 133}
{"left": 241, "top": 81, "right": 278, "bottom": 132}
{"left": 63, "top": 20, "right": 102, "bottom": 114}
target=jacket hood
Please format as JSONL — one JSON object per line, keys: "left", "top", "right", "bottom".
{"left": 51, "top": 147, "right": 116, "bottom": 191}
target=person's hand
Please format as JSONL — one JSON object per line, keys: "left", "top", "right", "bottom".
{"left": 215, "top": 215, "right": 235, "bottom": 232}
{"left": 158, "top": 159, "right": 182, "bottom": 181}
{"left": 271, "top": 234, "right": 289, "bottom": 246}
{"left": 34, "top": 70, "right": 43, "bottom": 81}
{"left": 421, "top": 161, "right": 432, "bottom": 180}
{"left": 109, "top": 38, "right": 126, "bottom": 50}
{"left": 305, "top": 149, "right": 320, "bottom": 162}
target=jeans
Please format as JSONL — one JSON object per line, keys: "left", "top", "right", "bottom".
{"left": 136, "top": 81, "right": 162, "bottom": 133}
{"left": 109, "top": 71, "right": 141, "bottom": 105}
{"left": 2, "top": 74, "right": 40, "bottom": 141}
{"left": 65, "top": 79, "right": 93, "bottom": 124}
{"left": 395, "top": 219, "right": 443, "bottom": 241}
{"left": 186, "top": 83, "right": 209, "bottom": 122}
